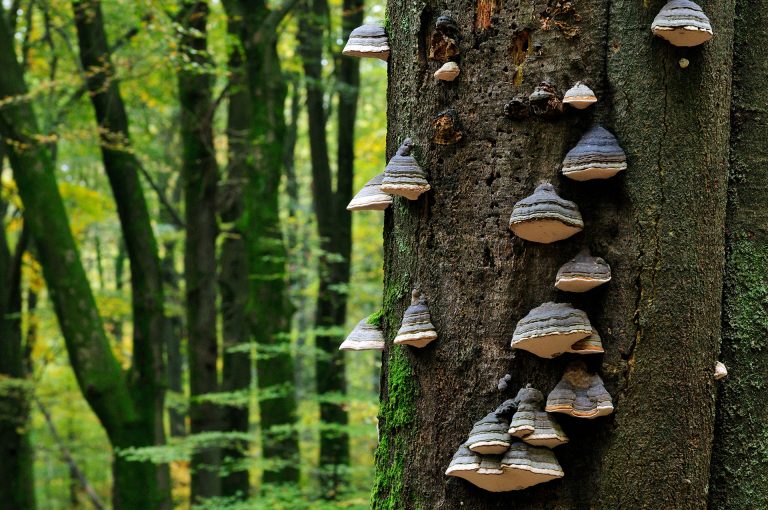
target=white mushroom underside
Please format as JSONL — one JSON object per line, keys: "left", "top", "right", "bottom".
{"left": 562, "top": 163, "right": 627, "bottom": 181}
{"left": 652, "top": 26, "right": 713, "bottom": 47}
{"left": 555, "top": 276, "right": 611, "bottom": 292}
{"left": 468, "top": 441, "right": 511, "bottom": 455}
{"left": 563, "top": 96, "right": 597, "bottom": 109}
{"left": 342, "top": 45, "right": 391, "bottom": 60}
{"left": 521, "top": 435, "right": 569, "bottom": 448}
{"left": 346, "top": 196, "right": 392, "bottom": 211}
{"left": 510, "top": 219, "right": 583, "bottom": 244}
{"left": 447, "top": 466, "right": 563, "bottom": 492}
{"left": 511, "top": 330, "right": 592, "bottom": 358}
{"left": 339, "top": 339, "right": 385, "bottom": 351}
{"left": 393, "top": 330, "right": 437, "bottom": 348}
{"left": 380, "top": 183, "right": 431, "bottom": 201}
{"left": 546, "top": 403, "right": 614, "bottom": 419}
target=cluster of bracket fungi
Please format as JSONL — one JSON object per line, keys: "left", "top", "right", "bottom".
{"left": 340, "top": 0, "right": 722, "bottom": 494}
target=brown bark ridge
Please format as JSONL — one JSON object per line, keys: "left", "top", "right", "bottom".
{"left": 375, "top": 1, "right": 734, "bottom": 508}
{"left": 177, "top": 0, "right": 221, "bottom": 502}
{"left": 709, "top": 0, "right": 768, "bottom": 507}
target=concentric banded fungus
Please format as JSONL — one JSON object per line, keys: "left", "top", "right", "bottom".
{"left": 509, "top": 183, "right": 583, "bottom": 243}
{"left": 429, "top": 14, "right": 460, "bottom": 62}
{"left": 651, "top": 1, "right": 713, "bottom": 47}
{"left": 347, "top": 173, "right": 393, "bottom": 211}
{"left": 339, "top": 317, "right": 385, "bottom": 351}
{"left": 342, "top": 24, "right": 390, "bottom": 60}
{"left": 434, "top": 61, "right": 460, "bottom": 81}
{"left": 561, "top": 126, "right": 627, "bottom": 181}
{"left": 508, "top": 387, "right": 569, "bottom": 448}
{"left": 546, "top": 361, "right": 614, "bottom": 419}
{"left": 393, "top": 289, "right": 438, "bottom": 347}
{"left": 555, "top": 249, "right": 612, "bottom": 292}
{"left": 511, "top": 302, "right": 592, "bottom": 358}
{"left": 563, "top": 82, "right": 597, "bottom": 109}
{"left": 380, "top": 138, "right": 431, "bottom": 200}
{"left": 467, "top": 411, "right": 513, "bottom": 455}
{"left": 566, "top": 328, "right": 605, "bottom": 355}
{"left": 445, "top": 442, "right": 563, "bottom": 492}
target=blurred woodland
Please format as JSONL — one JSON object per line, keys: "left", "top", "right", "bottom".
{"left": 0, "top": 0, "right": 386, "bottom": 508}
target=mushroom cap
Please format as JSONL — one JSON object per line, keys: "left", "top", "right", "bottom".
{"left": 529, "top": 82, "right": 557, "bottom": 102}
{"left": 508, "top": 388, "right": 569, "bottom": 448}
{"left": 651, "top": 1, "right": 713, "bottom": 47}
{"left": 561, "top": 126, "right": 627, "bottom": 181}
{"left": 567, "top": 328, "right": 605, "bottom": 355}
{"left": 563, "top": 81, "right": 597, "bottom": 109}
{"left": 467, "top": 411, "right": 513, "bottom": 455}
{"left": 342, "top": 24, "right": 391, "bottom": 60}
{"left": 555, "top": 249, "right": 612, "bottom": 292}
{"left": 714, "top": 361, "right": 728, "bottom": 380}
{"left": 339, "top": 317, "right": 385, "bottom": 351}
{"left": 347, "top": 173, "right": 393, "bottom": 211}
{"left": 511, "top": 302, "right": 593, "bottom": 358}
{"left": 546, "top": 361, "right": 614, "bottom": 419}
{"left": 434, "top": 61, "right": 460, "bottom": 81}
{"left": 393, "top": 289, "right": 438, "bottom": 347}
{"left": 381, "top": 139, "right": 430, "bottom": 200}
{"left": 509, "top": 183, "right": 584, "bottom": 243}
{"left": 446, "top": 442, "right": 564, "bottom": 492}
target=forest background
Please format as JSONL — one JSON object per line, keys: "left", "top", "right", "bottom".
{"left": 0, "top": 0, "right": 387, "bottom": 508}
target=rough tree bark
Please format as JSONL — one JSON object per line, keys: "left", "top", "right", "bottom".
{"left": 374, "top": 1, "right": 733, "bottom": 509}
{"left": 177, "top": 0, "right": 221, "bottom": 502}
{"left": 0, "top": 8, "right": 169, "bottom": 510}
{"left": 709, "top": 0, "right": 768, "bottom": 507}
{"left": 298, "top": 0, "right": 363, "bottom": 496}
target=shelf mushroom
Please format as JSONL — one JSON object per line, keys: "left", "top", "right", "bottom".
{"left": 508, "top": 387, "right": 569, "bottom": 448}
{"left": 434, "top": 61, "right": 460, "bottom": 81}
{"left": 380, "top": 138, "right": 431, "bottom": 200}
{"left": 546, "top": 361, "right": 614, "bottom": 419}
{"left": 445, "top": 442, "right": 564, "bottom": 492}
{"left": 651, "top": 1, "right": 713, "bottom": 47}
{"left": 342, "top": 24, "right": 390, "bottom": 60}
{"left": 511, "top": 302, "right": 593, "bottom": 358}
{"left": 714, "top": 361, "right": 728, "bottom": 380}
{"left": 467, "top": 410, "right": 513, "bottom": 455}
{"left": 393, "top": 289, "right": 438, "bottom": 347}
{"left": 429, "top": 14, "right": 460, "bottom": 62}
{"left": 566, "top": 328, "right": 605, "bottom": 355}
{"left": 509, "top": 183, "right": 584, "bottom": 244}
{"left": 561, "top": 126, "right": 627, "bottom": 181}
{"left": 555, "top": 249, "right": 612, "bottom": 292}
{"left": 339, "top": 316, "right": 385, "bottom": 351}
{"left": 563, "top": 82, "right": 597, "bottom": 109}
{"left": 347, "top": 173, "right": 393, "bottom": 211}
{"left": 528, "top": 81, "right": 563, "bottom": 117}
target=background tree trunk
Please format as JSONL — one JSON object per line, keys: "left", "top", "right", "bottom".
{"left": 177, "top": 0, "right": 221, "bottom": 502}
{"left": 374, "top": 1, "right": 733, "bottom": 509}
{"left": 709, "top": 0, "right": 768, "bottom": 507}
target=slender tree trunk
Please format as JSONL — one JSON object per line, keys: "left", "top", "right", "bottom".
{"left": 0, "top": 218, "right": 35, "bottom": 510}
{"left": 374, "top": 1, "right": 734, "bottom": 509}
{"left": 709, "top": 0, "right": 768, "bottom": 507}
{"left": 299, "top": 0, "right": 363, "bottom": 496}
{"left": 71, "top": 2, "right": 170, "bottom": 506}
{"left": 177, "top": 0, "right": 221, "bottom": 502}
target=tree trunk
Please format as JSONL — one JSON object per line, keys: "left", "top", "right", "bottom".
{"left": 374, "top": 1, "right": 734, "bottom": 509}
{"left": 71, "top": 2, "right": 170, "bottom": 505}
{"left": 298, "top": 0, "right": 363, "bottom": 496}
{"left": 709, "top": 0, "right": 768, "bottom": 507}
{"left": 177, "top": 0, "right": 221, "bottom": 502}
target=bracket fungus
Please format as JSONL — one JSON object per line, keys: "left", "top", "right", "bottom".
{"left": 429, "top": 14, "right": 460, "bottom": 62}
{"left": 529, "top": 81, "right": 563, "bottom": 117}
{"left": 566, "top": 328, "right": 605, "bottom": 355}
{"left": 508, "top": 387, "right": 569, "bottom": 448}
{"left": 509, "top": 183, "right": 584, "bottom": 244}
{"left": 511, "top": 302, "right": 593, "bottom": 358}
{"left": 715, "top": 361, "right": 728, "bottom": 380}
{"left": 561, "top": 126, "right": 627, "bottom": 181}
{"left": 651, "top": 1, "right": 713, "bottom": 47}
{"left": 342, "top": 24, "right": 390, "bottom": 61}
{"left": 339, "top": 317, "right": 385, "bottom": 351}
{"left": 380, "top": 138, "right": 431, "bottom": 200}
{"left": 432, "top": 108, "right": 464, "bottom": 145}
{"left": 347, "top": 173, "right": 393, "bottom": 211}
{"left": 446, "top": 442, "right": 564, "bottom": 492}
{"left": 546, "top": 361, "right": 614, "bottom": 419}
{"left": 497, "top": 373, "right": 513, "bottom": 392}
{"left": 503, "top": 97, "right": 530, "bottom": 120}
{"left": 563, "top": 82, "right": 597, "bottom": 110}
{"left": 555, "top": 249, "right": 612, "bottom": 292}
{"left": 467, "top": 410, "right": 513, "bottom": 455}
{"left": 434, "top": 61, "right": 460, "bottom": 81}
{"left": 393, "top": 289, "right": 438, "bottom": 348}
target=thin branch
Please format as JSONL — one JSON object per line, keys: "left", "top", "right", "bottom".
{"left": 257, "top": 0, "right": 300, "bottom": 44}
{"left": 136, "top": 158, "right": 185, "bottom": 229}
